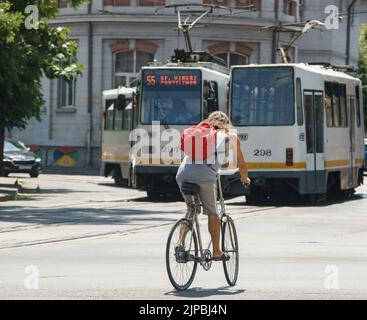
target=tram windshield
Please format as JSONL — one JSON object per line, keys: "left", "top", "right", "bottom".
{"left": 141, "top": 69, "right": 202, "bottom": 125}
{"left": 231, "top": 67, "right": 294, "bottom": 126}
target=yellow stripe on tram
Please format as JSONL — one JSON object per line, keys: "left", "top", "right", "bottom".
{"left": 324, "top": 160, "right": 349, "bottom": 168}
{"left": 355, "top": 158, "right": 365, "bottom": 166}
{"left": 247, "top": 162, "right": 306, "bottom": 169}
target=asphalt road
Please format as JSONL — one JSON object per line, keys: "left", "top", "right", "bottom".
{"left": 0, "top": 173, "right": 367, "bottom": 299}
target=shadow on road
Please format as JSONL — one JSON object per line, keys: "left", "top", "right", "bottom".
{"left": 165, "top": 286, "right": 246, "bottom": 298}
{"left": 0, "top": 206, "right": 178, "bottom": 226}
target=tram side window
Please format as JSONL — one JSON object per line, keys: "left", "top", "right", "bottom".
{"left": 296, "top": 78, "right": 303, "bottom": 125}
{"left": 105, "top": 99, "right": 115, "bottom": 131}
{"left": 122, "top": 99, "right": 133, "bottom": 130}
{"left": 104, "top": 98, "right": 132, "bottom": 131}
{"left": 324, "top": 82, "right": 347, "bottom": 128}
{"left": 332, "top": 83, "right": 340, "bottom": 127}
{"left": 325, "top": 82, "right": 333, "bottom": 127}
{"left": 339, "top": 84, "right": 347, "bottom": 127}
{"left": 114, "top": 101, "right": 123, "bottom": 131}
{"left": 356, "top": 86, "right": 361, "bottom": 127}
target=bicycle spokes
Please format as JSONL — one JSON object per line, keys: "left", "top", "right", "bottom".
{"left": 222, "top": 217, "right": 239, "bottom": 286}
{"left": 166, "top": 219, "right": 198, "bottom": 290}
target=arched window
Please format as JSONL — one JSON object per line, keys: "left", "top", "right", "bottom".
{"left": 114, "top": 50, "right": 153, "bottom": 87}
{"left": 215, "top": 52, "right": 249, "bottom": 68}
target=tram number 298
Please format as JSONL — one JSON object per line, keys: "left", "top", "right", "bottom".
{"left": 253, "top": 149, "right": 272, "bottom": 157}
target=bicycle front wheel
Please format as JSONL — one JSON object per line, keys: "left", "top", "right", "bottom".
{"left": 166, "top": 218, "right": 198, "bottom": 291}
{"left": 222, "top": 216, "right": 239, "bottom": 286}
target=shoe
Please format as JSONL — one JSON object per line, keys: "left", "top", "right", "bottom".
{"left": 213, "top": 253, "right": 230, "bottom": 261}
{"left": 174, "top": 244, "right": 185, "bottom": 253}
{"left": 174, "top": 244, "right": 187, "bottom": 261}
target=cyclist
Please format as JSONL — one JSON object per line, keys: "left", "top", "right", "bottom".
{"left": 176, "top": 111, "right": 251, "bottom": 261}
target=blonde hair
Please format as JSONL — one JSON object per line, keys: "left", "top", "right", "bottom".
{"left": 205, "top": 111, "right": 233, "bottom": 132}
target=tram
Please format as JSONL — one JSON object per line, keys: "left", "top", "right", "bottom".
{"left": 228, "top": 63, "right": 365, "bottom": 202}
{"left": 101, "top": 4, "right": 231, "bottom": 198}
{"left": 101, "top": 57, "right": 229, "bottom": 197}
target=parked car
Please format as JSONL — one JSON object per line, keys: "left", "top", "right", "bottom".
{"left": 2, "top": 139, "right": 42, "bottom": 178}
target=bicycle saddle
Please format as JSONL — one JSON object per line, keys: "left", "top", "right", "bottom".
{"left": 181, "top": 182, "right": 200, "bottom": 195}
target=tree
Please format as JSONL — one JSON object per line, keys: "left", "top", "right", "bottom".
{"left": 0, "top": 0, "right": 84, "bottom": 176}
{"left": 358, "top": 24, "right": 367, "bottom": 130}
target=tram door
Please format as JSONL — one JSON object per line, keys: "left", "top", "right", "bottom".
{"left": 304, "top": 91, "right": 325, "bottom": 193}
{"left": 348, "top": 96, "right": 356, "bottom": 187}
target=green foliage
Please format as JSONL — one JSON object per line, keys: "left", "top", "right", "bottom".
{"left": 0, "top": 0, "right": 86, "bottom": 129}
{"left": 358, "top": 24, "right": 367, "bottom": 129}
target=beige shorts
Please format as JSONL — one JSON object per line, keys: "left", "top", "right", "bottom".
{"left": 177, "top": 180, "right": 219, "bottom": 216}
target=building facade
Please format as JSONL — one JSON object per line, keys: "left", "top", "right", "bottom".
{"left": 9, "top": 0, "right": 367, "bottom": 169}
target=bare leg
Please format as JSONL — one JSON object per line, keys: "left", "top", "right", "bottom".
{"left": 178, "top": 213, "right": 191, "bottom": 247}
{"left": 208, "top": 215, "right": 222, "bottom": 258}
{"left": 178, "top": 196, "right": 196, "bottom": 247}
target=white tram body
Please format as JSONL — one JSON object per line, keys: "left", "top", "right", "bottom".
{"left": 229, "top": 63, "right": 365, "bottom": 199}
{"left": 101, "top": 61, "right": 229, "bottom": 196}
{"left": 101, "top": 86, "right": 136, "bottom": 186}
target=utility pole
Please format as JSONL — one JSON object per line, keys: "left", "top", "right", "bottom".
{"left": 87, "top": 1, "right": 94, "bottom": 167}
{"left": 346, "top": 0, "right": 357, "bottom": 65}
{"left": 272, "top": 0, "right": 279, "bottom": 63}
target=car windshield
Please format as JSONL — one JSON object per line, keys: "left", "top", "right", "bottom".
{"left": 231, "top": 67, "right": 295, "bottom": 126}
{"left": 4, "top": 140, "right": 27, "bottom": 152}
{"left": 141, "top": 69, "right": 201, "bottom": 125}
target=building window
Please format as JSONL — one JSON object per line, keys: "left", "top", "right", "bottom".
{"left": 103, "top": 0, "right": 130, "bottom": 6}
{"left": 280, "top": 46, "right": 295, "bottom": 63}
{"left": 114, "top": 50, "right": 154, "bottom": 88}
{"left": 203, "top": 0, "right": 229, "bottom": 6}
{"left": 58, "top": 79, "right": 76, "bottom": 108}
{"left": 283, "top": 0, "right": 297, "bottom": 16}
{"left": 215, "top": 52, "right": 249, "bottom": 68}
{"left": 235, "top": 0, "right": 261, "bottom": 11}
{"left": 138, "top": 0, "right": 165, "bottom": 6}
{"left": 57, "top": 0, "right": 69, "bottom": 8}
{"left": 208, "top": 42, "right": 253, "bottom": 67}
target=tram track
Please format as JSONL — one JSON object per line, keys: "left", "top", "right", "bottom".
{"left": 0, "top": 201, "right": 281, "bottom": 250}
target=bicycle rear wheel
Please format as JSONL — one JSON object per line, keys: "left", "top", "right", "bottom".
{"left": 221, "top": 216, "right": 239, "bottom": 286}
{"left": 166, "top": 218, "right": 198, "bottom": 290}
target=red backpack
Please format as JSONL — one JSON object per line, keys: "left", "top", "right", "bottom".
{"left": 180, "top": 122, "right": 217, "bottom": 161}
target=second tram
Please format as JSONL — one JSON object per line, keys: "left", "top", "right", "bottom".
{"left": 229, "top": 63, "right": 365, "bottom": 202}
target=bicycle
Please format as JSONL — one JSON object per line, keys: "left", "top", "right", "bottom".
{"left": 166, "top": 173, "right": 240, "bottom": 291}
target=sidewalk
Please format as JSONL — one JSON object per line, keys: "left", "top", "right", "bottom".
{"left": 43, "top": 166, "right": 99, "bottom": 176}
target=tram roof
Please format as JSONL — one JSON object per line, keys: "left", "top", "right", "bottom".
{"left": 231, "top": 63, "right": 360, "bottom": 82}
